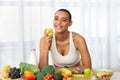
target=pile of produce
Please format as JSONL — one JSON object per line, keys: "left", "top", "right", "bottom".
{"left": 1, "top": 65, "right": 12, "bottom": 78}
{"left": 0, "top": 62, "right": 72, "bottom": 80}
{"left": 1, "top": 62, "right": 92, "bottom": 80}
{"left": 36, "top": 65, "right": 72, "bottom": 80}
{"left": 0, "top": 62, "right": 40, "bottom": 80}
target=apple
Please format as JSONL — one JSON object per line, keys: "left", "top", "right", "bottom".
{"left": 46, "top": 28, "right": 53, "bottom": 37}
{"left": 61, "top": 68, "right": 67, "bottom": 74}
{"left": 48, "top": 31, "right": 53, "bottom": 37}
{"left": 84, "top": 68, "right": 91, "bottom": 75}
{"left": 61, "top": 68, "right": 72, "bottom": 76}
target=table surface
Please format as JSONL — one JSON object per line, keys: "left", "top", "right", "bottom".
{"left": 0, "top": 71, "right": 120, "bottom": 80}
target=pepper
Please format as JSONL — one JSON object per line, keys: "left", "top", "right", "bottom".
{"left": 24, "top": 70, "right": 36, "bottom": 80}
{"left": 24, "top": 76, "right": 36, "bottom": 80}
{"left": 24, "top": 70, "right": 35, "bottom": 77}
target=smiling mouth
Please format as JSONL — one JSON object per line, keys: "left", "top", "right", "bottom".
{"left": 56, "top": 26, "right": 63, "bottom": 29}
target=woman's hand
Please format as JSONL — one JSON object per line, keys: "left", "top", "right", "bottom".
{"left": 43, "top": 29, "right": 53, "bottom": 50}
{"left": 68, "top": 66, "right": 84, "bottom": 74}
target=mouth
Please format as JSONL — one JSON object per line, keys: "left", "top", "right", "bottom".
{"left": 56, "top": 26, "right": 63, "bottom": 29}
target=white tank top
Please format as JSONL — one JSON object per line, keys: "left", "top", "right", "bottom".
{"left": 50, "top": 32, "right": 81, "bottom": 67}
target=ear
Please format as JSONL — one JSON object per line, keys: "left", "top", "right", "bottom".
{"left": 68, "top": 21, "right": 72, "bottom": 26}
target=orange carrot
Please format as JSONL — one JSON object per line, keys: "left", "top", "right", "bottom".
{"left": 62, "top": 74, "right": 68, "bottom": 78}
{"left": 67, "top": 77, "right": 72, "bottom": 80}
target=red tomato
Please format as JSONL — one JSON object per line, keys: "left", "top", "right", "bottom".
{"left": 101, "top": 74, "right": 107, "bottom": 79}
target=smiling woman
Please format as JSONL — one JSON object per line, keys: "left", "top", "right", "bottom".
{"left": 39, "top": 9, "right": 92, "bottom": 73}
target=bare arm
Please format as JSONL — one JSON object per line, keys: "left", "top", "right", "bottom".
{"left": 39, "top": 29, "right": 53, "bottom": 70}
{"left": 39, "top": 38, "right": 48, "bottom": 70}
{"left": 77, "top": 36, "right": 91, "bottom": 68}
{"left": 69, "top": 33, "right": 92, "bottom": 73}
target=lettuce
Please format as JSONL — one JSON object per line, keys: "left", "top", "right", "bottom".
{"left": 19, "top": 62, "right": 40, "bottom": 75}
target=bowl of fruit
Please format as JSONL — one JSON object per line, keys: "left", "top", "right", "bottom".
{"left": 93, "top": 68, "right": 113, "bottom": 80}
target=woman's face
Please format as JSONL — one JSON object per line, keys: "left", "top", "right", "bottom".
{"left": 53, "top": 11, "right": 72, "bottom": 33}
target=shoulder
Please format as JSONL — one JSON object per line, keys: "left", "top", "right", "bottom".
{"left": 72, "top": 32, "right": 86, "bottom": 49}
{"left": 72, "top": 32, "right": 85, "bottom": 42}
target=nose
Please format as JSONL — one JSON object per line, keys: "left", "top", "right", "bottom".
{"left": 56, "top": 20, "right": 61, "bottom": 25}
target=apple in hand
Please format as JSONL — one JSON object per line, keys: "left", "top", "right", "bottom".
{"left": 46, "top": 28, "right": 53, "bottom": 37}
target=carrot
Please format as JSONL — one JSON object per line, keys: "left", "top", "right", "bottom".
{"left": 43, "top": 77, "right": 47, "bottom": 80}
{"left": 51, "top": 78, "right": 55, "bottom": 80}
{"left": 62, "top": 77, "right": 67, "bottom": 80}
{"left": 67, "top": 77, "right": 72, "bottom": 80}
{"left": 43, "top": 73, "right": 54, "bottom": 80}
{"left": 62, "top": 73, "right": 68, "bottom": 78}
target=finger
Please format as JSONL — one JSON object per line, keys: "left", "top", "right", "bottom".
{"left": 47, "top": 37, "right": 53, "bottom": 41}
{"left": 44, "top": 28, "right": 48, "bottom": 36}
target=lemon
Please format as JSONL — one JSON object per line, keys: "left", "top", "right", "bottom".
{"left": 64, "top": 69, "right": 72, "bottom": 76}
{"left": 61, "top": 68, "right": 72, "bottom": 76}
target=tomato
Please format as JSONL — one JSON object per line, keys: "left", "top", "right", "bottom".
{"left": 101, "top": 74, "right": 108, "bottom": 79}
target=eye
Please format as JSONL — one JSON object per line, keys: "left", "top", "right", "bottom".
{"left": 62, "top": 19, "right": 67, "bottom": 22}
{"left": 54, "top": 16, "right": 58, "bottom": 21}
{"left": 61, "top": 17, "right": 69, "bottom": 22}
{"left": 54, "top": 18, "right": 57, "bottom": 20}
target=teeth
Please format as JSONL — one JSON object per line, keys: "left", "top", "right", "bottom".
{"left": 57, "top": 26, "right": 61, "bottom": 28}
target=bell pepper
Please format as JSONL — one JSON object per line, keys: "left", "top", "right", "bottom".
{"left": 24, "top": 70, "right": 35, "bottom": 77}
{"left": 24, "top": 70, "right": 36, "bottom": 80}
{"left": 24, "top": 76, "right": 36, "bottom": 80}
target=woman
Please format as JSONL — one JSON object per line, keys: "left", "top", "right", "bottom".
{"left": 39, "top": 9, "right": 91, "bottom": 73}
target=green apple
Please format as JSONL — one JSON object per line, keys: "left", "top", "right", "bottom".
{"left": 61, "top": 68, "right": 67, "bottom": 74}
{"left": 84, "top": 68, "right": 91, "bottom": 75}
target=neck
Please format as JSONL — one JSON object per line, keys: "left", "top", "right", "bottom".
{"left": 55, "top": 31, "right": 69, "bottom": 41}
